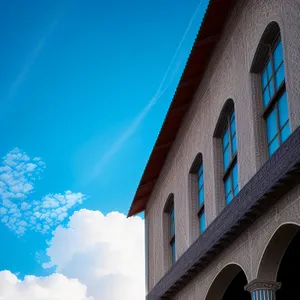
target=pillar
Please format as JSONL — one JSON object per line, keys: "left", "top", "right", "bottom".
{"left": 244, "top": 279, "right": 281, "bottom": 300}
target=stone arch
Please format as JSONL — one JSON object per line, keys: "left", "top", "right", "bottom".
{"left": 257, "top": 223, "right": 300, "bottom": 281}
{"left": 250, "top": 21, "right": 282, "bottom": 74}
{"left": 205, "top": 263, "right": 249, "bottom": 300}
{"left": 163, "top": 192, "right": 174, "bottom": 214}
{"left": 213, "top": 99, "right": 235, "bottom": 138}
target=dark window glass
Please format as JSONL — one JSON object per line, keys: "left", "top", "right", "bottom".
{"left": 170, "top": 207, "right": 176, "bottom": 265}
{"left": 171, "top": 239, "right": 176, "bottom": 265}
{"left": 170, "top": 208, "right": 175, "bottom": 238}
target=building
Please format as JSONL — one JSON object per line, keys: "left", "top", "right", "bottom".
{"left": 128, "top": 0, "right": 300, "bottom": 299}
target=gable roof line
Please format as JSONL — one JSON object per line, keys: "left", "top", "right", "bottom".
{"left": 128, "top": 0, "right": 238, "bottom": 217}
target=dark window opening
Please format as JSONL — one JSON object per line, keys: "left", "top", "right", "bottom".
{"left": 277, "top": 231, "right": 300, "bottom": 299}
{"left": 222, "top": 271, "right": 250, "bottom": 300}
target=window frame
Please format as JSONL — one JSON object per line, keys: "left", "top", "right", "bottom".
{"left": 261, "top": 35, "right": 289, "bottom": 156}
{"left": 261, "top": 36, "right": 285, "bottom": 118}
{"left": 169, "top": 206, "right": 176, "bottom": 265}
{"left": 222, "top": 110, "right": 238, "bottom": 205}
{"left": 197, "top": 164, "right": 206, "bottom": 234}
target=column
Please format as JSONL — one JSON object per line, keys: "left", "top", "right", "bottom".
{"left": 244, "top": 279, "right": 281, "bottom": 300}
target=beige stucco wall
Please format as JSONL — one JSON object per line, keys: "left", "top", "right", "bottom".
{"left": 145, "top": 0, "right": 300, "bottom": 293}
{"left": 172, "top": 184, "right": 300, "bottom": 300}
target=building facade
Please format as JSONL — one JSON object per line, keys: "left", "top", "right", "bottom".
{"left": 128, "top": 0, "right": 300, "bottom": 299}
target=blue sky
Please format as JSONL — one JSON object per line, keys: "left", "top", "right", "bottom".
{"left": 0, "top": 0, "right": 209, "bottom": 298}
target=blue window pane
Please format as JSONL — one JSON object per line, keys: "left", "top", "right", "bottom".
{"left": 267, "top": 60, "right": 272, "bottom": 81}
{"left": 278, "top": 92, "right": 289, "bottom": 127}
{"left": 274, "top": 41, "right": 283, "bottom": 70}
{"left": 269, "top": 80, "right": 275, "bottom": 99}
{"left": 232, "top": 134, "right": 237, "bottom": 155}
{"left": 233, "top": 163, "right": 238, "bottom": 191}
{"left": 170, "top": 209, "right": 175, "bottom": 237}
{"left": 171, "top": 224, "right": 175, "bottom": 238}
{"left": 275, "top": 64, "right": 285, "bottom": 90}
{"left": 230, "top": 119, "right": 236, "bottom": 135}
{"left": 223, "top": 129, "right": 229, "bottom": 150}
{"left": 280, "top": 123, "right": 291, "bottom": 143}
{"left": 198, "top": 174, "right": 204, "bottom": 189}
{"left": 263, "top": 88, "right": 270, "bottom": 108}
{"left": 233, "top": 186, "right": 239, "bottom": 197}
{"left": 226, "top": 192, "right": 233, "bottom": 205}
{"left": 171, "top": 241, "right": 176, "bottom": 264}
{"left": 200, "top": 212, "right": 206, "bottom": 234}
{"left": 223, "top": 147, "right": 230, "bottom": 170}
{"left": 268, "top": 137, "right": 279, "bottom": 156}
{"left": 171, "top": 208, "right": 174, "bottom": 220}
{"left": 197, "top": 165, "right": 203, "bottom": 177}
{"left": 262, "top": 68, "right": 268, "bottom": 89}
{"left": 266, "top": 109, "right": 278, "bottom": 143}
{"left": 230, "top": 111, "right": 235, "bottom": 122}
{"left": 198, "top": 188, "right": 204, "bottom": 207}
{"left": 225, "top": 177, "right": 231, "bottom": 197}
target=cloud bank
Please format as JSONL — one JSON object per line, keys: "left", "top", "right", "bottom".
{"left": 0, "top": 210, "right": 145, "bottom": 300}
{"left": 0, "top": 271, "right": 92, "bottom": 300}
{"left": 44, "top": 209, "right": 145, "bottom": 300}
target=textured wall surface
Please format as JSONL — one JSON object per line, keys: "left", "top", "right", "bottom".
{"left": 145, "top": 0, "right": 300, "bottom": 294}
{"left": 172, "top": 184, "right": 300, "bottom": 300}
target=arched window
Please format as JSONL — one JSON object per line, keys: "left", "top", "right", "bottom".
{"left": 197, "top": 164, "right": 206, "bottom": 233}
{"left": 189, "top": 153, "right": 206, "bottom": 239}
{"left": 223, "top": 110, "right": 238, "bottom": 204}
{"left": 163, "top": 194, "right": 176, "bottom": 267}
{"left": 251, "top": 22, "right": 290, "bottom": 157}
{"left": 214, "top": 99, "right": 239, "bottom": 206}
{"left": 170, "top": 205, "right": 176, "bottom": 265}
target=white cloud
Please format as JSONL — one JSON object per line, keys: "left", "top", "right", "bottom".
{"left": 0, "top": 271, "right": 92, "bottom": 300}
{"left": 0, "top": 148, "right": 86, "bottom": 235}
{"left": 43, "top": 209, "right": 145, "bottom": 300}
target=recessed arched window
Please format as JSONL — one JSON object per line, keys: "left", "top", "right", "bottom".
{"left": 170, "top": 205, "right": 176, "bottom": 265}
{"left": 251, "top": 22, "right": 290, "bottom": 157}
{"left": 189, "top": 153, "right": 206, "bottom": 237}
{"left": 163, "top": 194, "right": 176, "bottom": 267}
{"left": 214, "top": 99, "right": 239, "bottom": 206}
{"left": 223, "top": 110, "right": 238, "bottom": 205}
{"left": 197, "top": 164, "right": 206, "bottom": 234}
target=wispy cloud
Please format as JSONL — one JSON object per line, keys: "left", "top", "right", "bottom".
{"left": 88, "top": 0, "right": 207, "bottom": 183}
{"left": 0, "top": 148, "right": 86, "bottom": 236}
{"left": 7, "top": 19, "right": 59, "bottom": 100}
